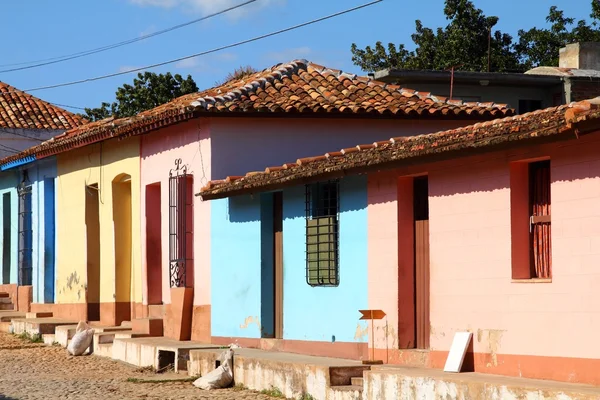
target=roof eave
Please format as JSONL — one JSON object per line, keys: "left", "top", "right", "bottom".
{"left": 198, "top": 120, "right": 598, "bottom": 201}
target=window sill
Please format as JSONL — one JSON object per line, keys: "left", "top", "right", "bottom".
{"left": 511, "top": 278, "right": 552, "bottom": 283}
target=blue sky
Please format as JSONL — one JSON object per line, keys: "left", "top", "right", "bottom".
{"left": 0, "top": 0, "right": 593, "bottom": 113}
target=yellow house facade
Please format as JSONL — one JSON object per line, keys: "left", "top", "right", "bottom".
{"left": 54, "top": 137, "right": 142, "bottom": 326}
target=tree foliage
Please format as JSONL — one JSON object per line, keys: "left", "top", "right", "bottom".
{"left": 84, "top": 72, "right": 199, "bottom": 121}
{"left": 351, "top": 0, "right": 600, "bottom": 73}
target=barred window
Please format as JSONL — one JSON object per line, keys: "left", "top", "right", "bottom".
{"left": 305, "top": 181, "right": 339, "bottom": 286}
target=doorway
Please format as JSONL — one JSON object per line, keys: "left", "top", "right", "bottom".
{"left": 260, "top": 192, "right": 283, "bottom": 339}
{"left": 2, "top": 193, "right": 11, "bottom": 284}
{"left": 413, "top": 176, "right": 430, "bottom": 349}
{"left": 85, "top": 184, "right": 101, "bottom": 321}
{"left": 113, "top": 175, "right": 132, "bottom": 325}
{"left": 43, "top": 178, "right": 56, "bottom": 303}
{"left": 145, "top": 183, "right": 162, "bottom": 305}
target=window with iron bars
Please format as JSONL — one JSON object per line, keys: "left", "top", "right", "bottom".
{"left": 305, "top": 180, "right": 339, "bottom": 287}
{"left": 168, "top": 161, "right": 193, "bottom": 288}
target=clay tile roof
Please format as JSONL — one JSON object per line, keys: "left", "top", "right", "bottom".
{"left": 0, "top": 59, "right": 513, "bottom": 166}
{"left": 0, "top": 82, "right": 87, "bottom": 130}
{"left": 197, "top": 99, "right": 600, "bottom": 200}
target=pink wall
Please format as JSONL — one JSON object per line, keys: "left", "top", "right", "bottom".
{"left": 368, "top": 132, "right": 600, "bottom": 362}
{"left": 140, "top": 120, "right": 211, "bottom": 308}
{"left": 209, "top": 118, "right": 470, "bottom": 180}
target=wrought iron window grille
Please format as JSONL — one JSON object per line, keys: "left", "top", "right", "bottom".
{"left": 168, "top": 159, "right": 193, "bottom": 288}
{"left": 305, "top": 180, "right": 340, "bottom": 287}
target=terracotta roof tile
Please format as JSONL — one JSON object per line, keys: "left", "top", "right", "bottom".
{"left": 1, "top": 59, "right": 513, "bottom": 166}
{"left": 197, "top": 99, "right": 600, "bottom": 200}
{"left": 0, "top": 82, "right": 86, "bottom": 130}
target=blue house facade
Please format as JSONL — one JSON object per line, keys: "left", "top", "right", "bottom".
{"left": 0, "top": 157, "right": 57, "bottom": 304}
{"left": 210, "top": 175, "right": 369, "bottom": 358}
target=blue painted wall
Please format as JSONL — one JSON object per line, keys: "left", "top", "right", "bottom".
{"left": 25, "top": 158, "right": 57, "bottom": 303}
{"left": 211, "top": 176, "right": 368, "bottom": 343}
{"left": 0, "top": 170, "right": 19, "bottom": 285}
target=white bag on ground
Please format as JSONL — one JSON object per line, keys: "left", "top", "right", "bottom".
{"left": 193, "top": 347, "right": 235, "bottom": 390}
{"left": 67, "top": 321, "right": 95, "bottom": 356}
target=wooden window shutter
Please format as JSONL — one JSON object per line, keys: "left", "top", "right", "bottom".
{"left": 530, "top": 161, "right": 551, "bottom": 278}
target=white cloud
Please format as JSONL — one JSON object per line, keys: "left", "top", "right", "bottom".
{"left": 263, "top": 46, "right": 312, "bottom": 62}
{"left": 129, "top": 0, "right": 285, "bottom": 19}
{"left": 175, "top": 57, "right": 200, "bottom": 69}
{"left": 174, "top": 53, "right": 238, "bottom": 73}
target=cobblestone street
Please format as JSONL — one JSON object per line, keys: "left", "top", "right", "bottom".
{"left": 0, "top": 333, "right": 273, "bottom": 400}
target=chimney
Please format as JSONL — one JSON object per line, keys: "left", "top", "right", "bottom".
{"left": 559, "top": 42, "right": 600, "bottom": 70}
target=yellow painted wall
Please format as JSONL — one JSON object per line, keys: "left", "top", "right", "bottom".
{"left": 56, "top": 137, "right": 141, "bottom": 305}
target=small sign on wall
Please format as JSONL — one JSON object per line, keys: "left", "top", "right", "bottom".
{"left": 443, "top": 331, "right": 473, "bottom": 373}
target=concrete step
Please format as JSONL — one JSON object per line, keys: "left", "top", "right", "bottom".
{"left": 0, "top": 298, "right": 12, "bottom": 304}
{"left": 0, "top": 303, "right": 14, "bottom": 311}
{"left": 120, "top": 321, "right": 132, "bottom": 329}
{"left": 148, "top": 304, "right": 166, "bottom": 318}
{"left": 25, "top": 312, "right": 52, "bottom": 319}
{"left": 330, "top": 385, "right": 363, "bottom": 398}
{"left": 0, "top": 321, "right": 12, "bottom": 333}
{"left": 42, "top": 334, "right": 56, "bottom": 346}
{"left": 350, "top": 377, "right": 364, "bottom": 386}
{"left": 132, "top": 317, "right": 163, "bottom": 336}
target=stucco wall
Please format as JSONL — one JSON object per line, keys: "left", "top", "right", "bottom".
{"left": 56, "top": 138, "right": 141, "bottom": 306}
{"left": 367, "top": 133, "right": 600, "bottom": 363}
{"left": 140, "top": 120, "right": 211, "bottom": 307}
{"left": 209, "top": 118, "right": 470, "bottom": 180}
{"left": 211, "top": 176, "right": 368, "bottom": 343}
{"left": 0, "top": 129, "right": 63, "bottom": 160}
{"left": 0, "top": 170, "right": 19, "bottom": 285}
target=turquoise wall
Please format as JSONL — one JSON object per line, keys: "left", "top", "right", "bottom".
{"left": 211, "top": 176, "right": 368, "bottom": 343}
{"left": 0, "top": 170, "right": 19, "bottom": 285}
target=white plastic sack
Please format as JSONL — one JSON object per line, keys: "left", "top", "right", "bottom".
{"left": 193, "top": 347, "right": 235, "bottom": 390}
{"left": 7, "top": 323, "right": 13, "bottom": 334}
{"left": 192, "top": 364, "right": 233, "bottom": 390}
{"left": 67, "top": 321, "right": 95, "bottom": 356}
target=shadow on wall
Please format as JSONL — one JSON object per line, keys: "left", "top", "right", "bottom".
{"left": 369, "top": 135, "right": 600, "bottom": 206}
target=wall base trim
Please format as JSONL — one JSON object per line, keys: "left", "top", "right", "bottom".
{"left": 374, "top": 348, "right": 600, "bottom": 386}
{"left": 212, "top": 336, "right": 368, "bottom": 360}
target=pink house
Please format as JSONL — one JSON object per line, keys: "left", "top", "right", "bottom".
{"left": 135, "top": 60, "right": 511, "bottom": 343}
{"left": 199, "top": 99, "right": 600, "bottom": 386}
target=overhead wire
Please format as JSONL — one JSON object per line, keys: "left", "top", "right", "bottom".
{"left": 2, "top": 0, "right": 382, "bottom": 93}
{"left": 0, "top": 0, "right": 257, "bottom": 73}
{"left": 0, "top": 129, "right": 44, "bottom": 142}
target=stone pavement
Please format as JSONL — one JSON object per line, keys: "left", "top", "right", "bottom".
{"left": 0, "top": 333, "right": 274, "bottom": 400}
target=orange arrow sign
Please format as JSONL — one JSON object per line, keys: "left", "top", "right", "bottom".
{"left": 359, "top": 309, "right": 386, "bottom": 320}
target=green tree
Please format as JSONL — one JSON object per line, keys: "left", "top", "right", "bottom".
{"left": 351, "top": 0, "right": 521, "bottom": 73}
{"left": 516, "top": 5, "right": 600, "bottom": 69}
{"left": 351, "top": 0, "right": 600, "bottom": 73}
{"left": 84, "top": 72, "right": 198, "bottom": 121}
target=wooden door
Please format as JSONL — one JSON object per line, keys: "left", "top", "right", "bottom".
{"left": 273, "top": 192, "right": 284, "bottom": 339}
{"left": 414, "top": 177, "right": 430, "bottom": 349}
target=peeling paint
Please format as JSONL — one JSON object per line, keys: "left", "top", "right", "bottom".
{"left": 240, "top": 316, "right": 261, "bottom": 330}
{"left": 66, "top": 271, "right": 80, "bottom": 290}
{"left": 354, "top": 323, "right": 368, "bottom": 341}
{"left": 477, "top": 328, "right": 505, "bottom": 367}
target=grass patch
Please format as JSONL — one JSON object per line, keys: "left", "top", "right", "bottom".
{"left": 232, "top": 383, "right": 247, "bottom": 391}
{"left": 260, "top": 386, "right": 285, "bottom": 398}
{"left": 16, "top": 332, "right": 43, "bottom": 343}
{"left": 52, "top": 341, "right": 62, "bottom": 347}
{"left": 297, "top": 394, "right": 315, "bottom": 400}
{"left": 133, "top": 365, "right": 156, "bottom": 374}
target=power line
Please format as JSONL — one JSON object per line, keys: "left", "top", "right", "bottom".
{"left": 50, "top": 102, "right": 87, "bottom": 111}
{"left": 0, "top": 0, "right": 257, "bottom": 73}
{"left": 14, "top": 0, "right": 382, "bottom": 93}
{"left": 0, "top": 129, "right": 44, "bottom": 142}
